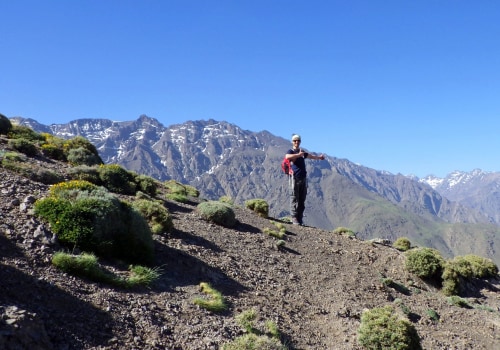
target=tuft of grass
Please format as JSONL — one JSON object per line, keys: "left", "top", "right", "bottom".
{"left": 193, "top": 282, "right": 227, "bottom": 313}
{"left": 52, "top": 252, "right": 161, "bottom": 288}
{"left": 426, "top": 309, "right": 440, "bottom": 323}
{"left": 236, "top": 309, "right": 259, "bottom": 334}
{"left": 124, "top": 265, "right": 162, "bottom": 288}
{"left": 223, "top": 309, "right": 286, "bottom": 350}
{"left": 263, "top": 227, "right": 285, "bottom": 239}
{"left": 245, "top": 198, "right": 269, "bottom": 218}
{"left": 446, "top": 296, "right": 471, "bottom": 308}
{"left": 332, "top": 226, "right": 356, "bottom": 238}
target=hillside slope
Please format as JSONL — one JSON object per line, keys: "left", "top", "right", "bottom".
{"left": 1, "top": 138, "right": 499, "bottom": 349}
{"left": 11, "top": 116, "right": 500, "bottom": 266}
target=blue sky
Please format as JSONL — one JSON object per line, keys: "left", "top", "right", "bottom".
{"left": 2, "top": 1, "right": 500, "bottom": 178}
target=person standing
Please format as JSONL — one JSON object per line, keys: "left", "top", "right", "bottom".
{"left": 286, "top": 134, "right": 325, "bottom": 225}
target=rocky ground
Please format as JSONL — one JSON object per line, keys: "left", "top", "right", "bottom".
{"left": 1, "top": 142, "right": 500, "bottom": 349}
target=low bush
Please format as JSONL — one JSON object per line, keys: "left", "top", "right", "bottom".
{"left": 132, "top": 199, "right": 173, "bottom": 235}
{"left": 405, "top": 247, "right": 444, "bottom": 280}
{"left": 245, "top": 198, "right": 269, "bottom": 218}
{"left": 357, "top": 305, "right": 421, "bottom": 349}
{"left": 8, "top": 138, "right": 38, "bottom": 156}
{"left": 98, "top": 164, "right": 136, "bottom": 195}
{"left": 441, "top": 254, "right": 498, "bottom": 296}
{"left": 197, "top": 201, "right": 236, "bottom": 227}
{"left": 393, "top": 237, "right": 411, "bottom": 251}
{"left": 134, "top": 174, "right": 159, "bottom": 197}
{"left": 8, "top": 125, "right": 45, "bottom": 142}
{"left": 35, "top": 182, "right": 154, "bottom": 264}
{"left": 67, "top": 146, "right": 102, "bottom": 166}
{"left": 67, "top": 165, "right": 102, "bottom": 184}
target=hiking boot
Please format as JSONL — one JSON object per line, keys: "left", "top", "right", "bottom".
{"left": 292, "top": 217, "right": 300, "bottom": 225}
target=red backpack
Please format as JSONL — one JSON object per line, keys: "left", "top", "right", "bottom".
{"left": 281, "top": 156, "right": 293, "bottom": 176}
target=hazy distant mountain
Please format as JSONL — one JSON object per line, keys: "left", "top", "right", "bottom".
{"left": 11, "top": 115, "right": 500, "bottom": 263}
{"left": 420, "top": 170, "right": 500, "bottom": 224}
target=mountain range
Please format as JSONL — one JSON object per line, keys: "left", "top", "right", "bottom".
{"left": 11, "top": 115, "right": 500, "bottom": 265}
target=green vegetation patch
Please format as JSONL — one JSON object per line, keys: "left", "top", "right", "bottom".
{"left": 357, "top": 305, "right": 421, "bottom": 349}
{"left": 196, "top": 200, "right": 236, "bottom": 227}
{"left": 245, "top": 198, "right": 269, "bottom": 218}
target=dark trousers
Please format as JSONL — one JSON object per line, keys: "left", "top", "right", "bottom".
{"left": 289, "top": 176, "right": 307, "bottom": 222}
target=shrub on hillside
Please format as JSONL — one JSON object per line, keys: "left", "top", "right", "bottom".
{"left": 357, "top": 305, "right": 421, "bottom": 350}
{"left": 393, "top": 237, "right": 411, "bottom": 251}
{"left": 132, "top": 199, "right": 173, "bottom": 235}
{"left": 98, "top": 164, "right": 136, "bottom": 195}
{"left": 134, "top": 174, "right": 159, "bottom": 197}
{"left": 64, "top": 136, "right": 102, "bottom": 163}
{"left": 34, "top": 181, "right": 154, "bottom": 264}
{"left": 245, "top": 198, "right": 269, "bottom": 218}
{"left": 8, "top": 125, "right": 45, "bottom": 142}
{"left": 0, "top": 113, "right": 12, "bottom": 134}
{"left": 67, "top": 147, "right": 102, "bottom": 166}
{"left": 8, "top": 138, "right": 38, "bottom": 156}
{"left": 441, "top": 255, "right": 499, "bottom": 296}
{"left": 197, "top": 201, "right": 236, "bottom": 228}
{"left": 405, "top": 247, "right": 444, "bottom": 280}
{"left": 67, "top": 165, "right": 102, "bottom": 185}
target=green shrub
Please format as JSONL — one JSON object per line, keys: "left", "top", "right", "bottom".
{"left": 455, "top": 255, "right": 498, "bottom": 278}
{"left": 132, "top": 199, "right": 173, "bottom": 235}
{"left": 30, "top": 168, "right": 64, "bottom": 184}
{"left": 67, "top": 165, "right": 102, "bottom": 184}
{"left": 393, "top": 237, "right": 411, "bottom": 251}
{"left": 67, "top": 147, "right": 102, "bottom": 166}
{"left": 166, "top": 192, "right": 189, "bottom": 203}
{"left": 41, "top": 142, "right": 66, "bottom": 161}
{"left": 357, "top": 306, "right": 421, "bottom": 350}
{"left": 64, "top": 136, "right": 102, "bottom": 163}
{"left": 245, "top": 198, "right": 269, "bottom": 218}
{"left": 0, "top": 113, "right": 12, "bottom": 134}
{"left": 405, "top": 247, "right": 444, "bottom": 280}
{"left": 135, "top": 174, "right": 159, "bottom": 197}
{"left": 441, "top": 255, "right": 498, "bottom": 296}
{"left": 8, "top": 125, "right": 45, "bottom": 142}
{"left": 35, "top": 183, "right": 154, "bottom": 264}
{"left": 426, "top": 309, "right": 440, "bottom": 323}
{"left": 235, "top": 309, "right": 258, "bottom": 334}
{"left": 165, "top": 179, "right": 187, "bottom": 195}
{"left": 8, "top": 138, "right": 38, "bottom": 156}
{"left": 52, "top": 252, "right": 160, "bottom": 288}
{"left": 197, "top": 201, "right": 236, "bottom": 227}
{"left": 98, "top": 164, "right": 136, "bottom": 195}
